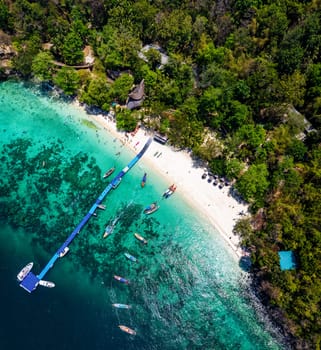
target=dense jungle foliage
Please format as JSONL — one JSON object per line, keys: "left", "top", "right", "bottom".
{"left": 1, "top": 0, "right": 321, "bottom": 348}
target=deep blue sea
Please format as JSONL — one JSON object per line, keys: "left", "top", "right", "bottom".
{"left": 0, "top": 81, "right": 286, "bottom": 349}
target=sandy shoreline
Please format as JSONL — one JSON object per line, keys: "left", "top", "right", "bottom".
{"left": 76, "top": 103, "right": 248, "bottom": 259}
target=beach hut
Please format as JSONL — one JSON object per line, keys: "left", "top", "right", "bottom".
{"left": 278, "top": 251, "right": 297, "bottom": 271}
{"left": 127, "top": 80, "right": 145, "bottom": 110}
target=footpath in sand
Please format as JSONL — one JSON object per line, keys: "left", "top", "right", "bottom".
{"left": 79, "top": 106, "right": 249, "bottom": 259}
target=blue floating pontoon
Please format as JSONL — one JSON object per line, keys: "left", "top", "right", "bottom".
{"left": 19, "top": 138, "right": 152, "bottom": 293}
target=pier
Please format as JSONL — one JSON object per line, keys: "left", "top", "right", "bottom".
{"left": 19, "top": 138, "right": 152, "bottom": 293}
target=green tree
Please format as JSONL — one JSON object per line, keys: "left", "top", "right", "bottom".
{"left": 225, "top": 158, "right": 244, "bottom": 180}
{"left": 306, "top": 63, "right": 321, "bottom": 100}
{"left": 277, "top": 27, "right": 305, "bottom": 75}
{"left": 302, "top": 11, "right": 321, "bottom": 62}
{"left": 0, "top": 0, "right": 12, "bottom": 31}
{"left": 233, "top": 217, "right": 253, "bottom": 241}
{"left": 287, "top": 139, "right": 307, "bottom": 162}
{"left": 237, "top": 124, "right": 266, "bottom": 151}
{"left": 32, "top": 51, "right": 54, "bottom": 81}
{"left": 131, "top": 0, "right": 158, "bottom": 42}
{"left": 144, "top": 48, "right": 161, "bottom": 70}
{"left": 223, "top": 100, "right": 250, "bottom": 131}
{"left": 194, "top": 138, "right": 223, "bottom": 163}
{"left": 12, "top": 0, "right": 45, "bottom": 36}
{"left": 80, "top": 76, "right": 111, "bottom": 110}
{"left": 12, "top": 35, "right": 42, "bottom": 77}
{"left": 235, "top": 163, "right": 269, "bottom": 206}
{"left": 246, "top": 58, "right": 280, "bottom": 112}
{"left": 196, "top": 42, "right": 228, "bottom": 66}
{"left": 61, "top": 31, "right": 84, "bottom": 65}
{"left": 97, "top": 25, "right": 141, "bottom": 70}
{"left": 168, "top": 110, "right": 204, "bottom": 149}
{"left": 256, "top": 3, "right": 289, "bottom": 49}
{"left": 53, "top": 67, "right": 80, "bottom": 95}
{"left": 155, "top": 9, "right": 192, "bottom": 52}
{"left": 109, "top": 73, "right": 134, "bottom": 104}
{"left": 115, "top": 109, "right": 137, "bottom": 131}
{"left": 199, "top": 86, "right": 224, "bottom": 128}
{"left": 278, "top": 70, "right": 306, "bottom": 107}
{"left": 138, "top": 64, "right": 158, "bottom": 99}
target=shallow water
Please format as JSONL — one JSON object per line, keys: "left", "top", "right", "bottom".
{"left": 0, "top": 81, "right": 285, "bottom": 349}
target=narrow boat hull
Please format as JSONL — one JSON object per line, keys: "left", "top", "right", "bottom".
{"left": 103, "top": 167, "right": 115, "bottom": 178}
{"left": 143, "top": 202, "right": 159, "bottom": 215}
{"left": 141, "top": 173, "right": 147, "bottom": 187}
{"left": 134, "top": 233, "right": 148, "bottom": 244}
{"left": 112, "top": 303, "right": 131, "bottom": 309}
{"left": 119, "top": 325, "right": 136, "bottom": 335}
{"left": 114, "top": 275, "right": 130, "bottom": 284}
{"left": 124, "top": 253, "right": 137, "bottom": 262}
{"left": 39, "top": 280, "right": 55, "bottom": 288}
{"left": 163, "top": 184, "right": 177, "bottom": 198}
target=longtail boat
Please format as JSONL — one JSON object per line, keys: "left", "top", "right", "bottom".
{"left": 103, "top": 167, "right": 115, "bottom": 178}
{"left": 163, "top": 184, "right": 177, "bottom": 199}
{"left": 143, "top": 202, "right": 159, "bottom": 214}
{"left": 141, "top": 172, "right": 147, "bottom": 187}
{"left": 114, "top": 275, "right": 130, "bottom": 284}
{"left": 124, "top": 253, "right": 138, "bottom": 262}
{"left": 118, "top": 325, "right": 136, "bottom": 335}
{"left": 112, "top": 303, "right": 131, "bottom": 309}
{"left": 134, "top": 233, "right": 148, "bottom": 244}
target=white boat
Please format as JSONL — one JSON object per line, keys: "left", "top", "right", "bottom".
{"left": 17, "top": 262, "right": 33, "bottom": 281}
{"left": 112, "top": 303, "right": 131, "bottom": 309}
{"left": 134, "top": 233, "right": 148, "bottom": 244}
{"left": 39, "top": 280, "right": 55, "bottom": 288}
{"left": 59, "top": 247, "right": 70, "bottom": 258}
{"left": 118, "top": 325, "right": 136, "bottom": 335}
{"left": 103, "top": 217, "right": 119, "bottom": 238}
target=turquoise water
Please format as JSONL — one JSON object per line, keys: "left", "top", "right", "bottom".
{"left": 0, "top": 81, "right": 285, "bottom": 349}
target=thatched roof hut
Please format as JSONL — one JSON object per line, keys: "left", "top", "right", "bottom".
{"left": 127, "top": 79, "right": 145, "bottom": 110}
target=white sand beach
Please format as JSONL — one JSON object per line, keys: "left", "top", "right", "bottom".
{"left": 78, "top": 104, "right": 249, "bottom": 259}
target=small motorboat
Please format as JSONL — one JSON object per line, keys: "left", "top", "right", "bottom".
{"left": 124, "top": 253, "right": 138, "bottom": 262}
{"left": 114, "top": 275, "right": 130, "bottom": 284}
{"left": 112, "top": 303, "right": 131, "bottom": 309}
{"left": 134, "top": 233, "right": 148, "bottom": 245}
{"left": 103, "top": 167, "right": 115, "bottom": 178}
{"left": 39, "top": 280, "right": 55, "bottom": 288}
{"left": 163, "top": 184, "right": 177, "bottom": 199}
{"left": 141, "top": 172, "right": 147, "bottom": 187}
{"left": 17, "top": 262, "right": 33, "bottom": 281}
{"left": 103, "top": 225, "right": 114, "bottom": 238}
{"left": 103, "top": 217, "right": 119, "bottom": 238}
{"left": 118, "top": 325, "right": 136, "bottom": 335}
{"left": 143, "top": 202, "right": 159, "bottom": 214}
{"left": 97, "top": 204, "right": 106, "bottom": 210}
{"left": 59, "top": 246, "right": 70, "bottom": 258}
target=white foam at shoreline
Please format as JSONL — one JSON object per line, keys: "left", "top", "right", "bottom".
{"left": 74, "top": 102, "right": 249, "bottom": 259}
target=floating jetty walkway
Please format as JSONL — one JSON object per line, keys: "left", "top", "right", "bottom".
{"left": 19, "top": 138, "right": 152, "bottom": 293}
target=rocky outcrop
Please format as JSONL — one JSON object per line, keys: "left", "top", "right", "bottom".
{"left": 0, "top": 33, "right": 16, "bottom": 78}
